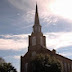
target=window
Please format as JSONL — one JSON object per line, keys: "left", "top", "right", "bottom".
{"left": 68, "top": 63, "right": 70, "bottom": 71}
{"left": 35, "top": 27, "right": 37, "bottom": 32}
{"left": 40, "top": 37, "right": 43, "bottom": 45}
{"left": 64, "top": 63, "right": 67, "bottom": 72}
{"left": 38, "top": 27, "right": 40, "bottom": 32}
{"left": 32, "top": 51, "right": 36, "bottom": 56}
{"left": 32, "top": 37, "right": 36, "bottom": 46}
{"left": 25, "top": 63, "right": 28, "bottom": 72}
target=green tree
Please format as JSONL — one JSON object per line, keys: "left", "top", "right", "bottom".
{"left": 30, "top": 54, "right": 62, "bottom": 72}
{"left": 0, "top": 57, "right": 17, "bottom": 72}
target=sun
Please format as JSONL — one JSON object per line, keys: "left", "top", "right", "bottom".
{"left": 49, "top": 0, "right": 72, "bottom": 20}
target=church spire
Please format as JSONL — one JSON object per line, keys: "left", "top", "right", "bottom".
{"left": 34, "top": 3, "right": 40, "bottom": 25}
{"left": 33, "top": 4, "right": 41, "bottom": 33}
{"left": 36, "top": 3, "right": 37, "bottom": 13}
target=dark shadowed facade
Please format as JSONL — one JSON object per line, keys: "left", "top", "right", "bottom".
{"left": 20, "top": 4, "right": 72, "bottom": 72}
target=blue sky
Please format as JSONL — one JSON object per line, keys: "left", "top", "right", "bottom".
{"left": 1, "top": 0, "right": 72, "bottom": 72}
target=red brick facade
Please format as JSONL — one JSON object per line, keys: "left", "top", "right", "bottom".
{"left": 20, "top": 4, "right": 72, "bottom": 72}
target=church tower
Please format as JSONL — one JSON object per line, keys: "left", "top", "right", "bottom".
{"left": 21, "top": 4, "right": 46, "bottom": 72}
{"left": 28, "top": 4, "right": 46, "bottom": 52}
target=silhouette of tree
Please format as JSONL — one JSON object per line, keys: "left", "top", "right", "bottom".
{"left": 0, "top": 57, "right": 17, "bottom": 72}
{"left": 30, "top": 54, "right": 62, "bottom": 72}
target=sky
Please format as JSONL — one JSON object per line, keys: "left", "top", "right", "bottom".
{"left": 1, "top": 0, "right": 72, "bottom": 72}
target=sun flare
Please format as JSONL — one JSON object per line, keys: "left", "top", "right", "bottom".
{"left": 50, "top": 0, "right": 72, "bottom": 20}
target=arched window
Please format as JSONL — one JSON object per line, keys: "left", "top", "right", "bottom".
{"left": 32, "top": 36, "right": 36, "bottom": 46}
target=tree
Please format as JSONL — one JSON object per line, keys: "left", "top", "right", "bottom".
{"left": 30, "top": 54, "right": 62, "bottom": 72}
{"left": 0, "top": 57, "right": 17, "bottom": 72}
{"left": 0, "top": 57, "right": 5, "bottom": 64}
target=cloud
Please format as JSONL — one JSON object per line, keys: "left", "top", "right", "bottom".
{"left": 4, "top": 55, "right": 20, "bottom": 60}
{"left": 7, "top": 0, "right": 72, "bottom": 32}
{"left": 50, "top": 0, "right": 72, "bottom": 20}
{"left": 1, "top": 34, "right": 29, "bottom": 39}
{"left": 45, "top": 32, "right": 72, "bottom": 50}
{"left": 13, "top": 56, "right": 20, "bottom": 59}
{"left": 0, "top": 34, "right": 29, "bottom": 50}
{"left": 8, "top": 0, "right": 52, "bottom": 11}
{"left": 1, "top": 32, "right": 72, "bottom": 51}
{"left": 8, "top": 0, "right": 57, "bottom": 24}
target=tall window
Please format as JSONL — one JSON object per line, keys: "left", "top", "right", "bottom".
{"left": 25, "top": 63, "right": 28, "bottom": 72}
{"left": 35, "top": 27, "right": 37, "bottom": 32}
{"left": 40, "top": 37, "right": 43, "bottom": 45}
{"left": 38, "top": 27, "right": 40, "bottom": 32}
{"left": 32, "top": 36, "right": 36, "bottom": 46}
{"left": 64, "top": 63, "right": 67, "bottom": 72}
{"left": 68, "top": 63, "right": 70, "bottom": 72}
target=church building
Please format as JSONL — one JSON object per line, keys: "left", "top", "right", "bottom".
{"left": 20, "top": 4, "right": 72, "bottom": 72}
